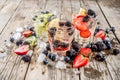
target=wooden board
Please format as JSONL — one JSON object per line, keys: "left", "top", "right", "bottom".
{"left": 0, "top": 0, "right": 22, "bottom": 33}
{"left": 97, "top": 0, "right": 120, "bottom": 43}
{"left": 0, "top": 0, "right": 40, "bottom": 80}
{"left": 0, "top": 0, "right": 120, "bottom": 80}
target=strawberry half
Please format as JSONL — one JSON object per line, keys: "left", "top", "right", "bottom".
{"left": 14, "top": 45, "right": 29, "bottom": 55}
{"left": 80, "top": 29, "right": 91, "bottom": 38}
{"left": 73, "top": 54, "right": 88, "bottom": 68}
{"left": 80, "top": 48, "right": 91, "bottom": 57}
{"left": 23, "top": 30, "right": 33, "bottom": 37}
{"left": 95, "top": 30, "right": 106, "bottom": 40}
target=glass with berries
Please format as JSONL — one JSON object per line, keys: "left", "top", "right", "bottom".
{"left": 47, "top": 19, "right": 75, "bottom": 56}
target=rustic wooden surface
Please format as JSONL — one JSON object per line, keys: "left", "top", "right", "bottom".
{"left": 0, "top": 0, "right": 120, "bottom": 80}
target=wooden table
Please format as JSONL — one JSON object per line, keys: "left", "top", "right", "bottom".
{"left": 0, "top": 0, "right": 120, "bottom": 80}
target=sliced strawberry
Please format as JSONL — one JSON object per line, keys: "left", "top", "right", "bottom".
{"left": 73, "top": 15, "right": 88, "bottom": 31}
{"left": 95, "top": 30, "right": 106, "bottom": 40}
{"left": 53, "top": 47, "right": 69, "bottom": 51}
{"left": 23, "top": 30, "right": 33, "bottom": 37}
{"left": 80, "top": 48, "right": 91, "bottom": 57}
{"left": 73, "top": 54, "right": 88, "bottom": 68}
{"left": 14, "top": 45, "right": 29, "bottom": 55}
{"left": 80, "top": 29, "right": 91, "bottom": 38}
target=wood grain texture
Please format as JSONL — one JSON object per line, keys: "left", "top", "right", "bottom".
{"left": 0, "top": 0, "right": 120, "bottom": 80}
{"left": 97, "top": 0, "right": 120, "bottom": 43}
{"left": 0, "top": 0, "right": 22, "bottom": 34}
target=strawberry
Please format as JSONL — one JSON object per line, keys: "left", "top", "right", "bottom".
{"left": 80, "top": 48, "right": 91, "bottom": 57}
{"left": 14, "top": 45, "right": 29, "bottom": 55}
{"left": 23, "top": 30, "right": 33, "bottom": 37}
{"left": 80, "top": 29, "right": 91, "bottom": 38}
{"left": 73, "top": 15, "right": 88, "bottom": 31}
{"left": 73, "top": 54, "right": 88, "bottom": 68}
{"left": 95, "top": 30, "right": 106, "bottom": 40}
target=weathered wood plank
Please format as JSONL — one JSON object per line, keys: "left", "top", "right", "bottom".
{"left": 97, "top": 0, "right": 120, "bottom": 43}
{"left": 0, "top": 0, "right": 7, "bottom": 10}
{"left": 0, "top": 0, "right": 41, "bottom": 80}
{"left": 0, "top": 0, "right": 22, "bottom": 34}
{"left": 7, "top": 0, "right": 41, "bottom": 80}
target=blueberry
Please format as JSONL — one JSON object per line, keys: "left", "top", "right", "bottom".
{"left": 113, "top": 49, "right": 120, "bottom": 55}
{"left": 85, "top": 44, "right": 91, "bottom": 48}
{"left": 46, "top": 43, "right": 51, "bottom": 51}
{"left": 67, "top": 28, "right": 72, "bottom": 31}
{"left": 68, "top": 30, "right": 74, "bottom": 35}
{"left": 105, "top": 28, "right": 110, "bottom": 34}
{"left": 22, "top": 55, "right": 31, "bottom": 62}
{"left": 95, "top": 26, "right": 101, "bottom": 32}
{"left": 32, "top": 18, "right": 36, "bottom": 21}
{"left": 95, "top": 41, "right": 106, "bottom": 51}
{"left": 29, "top": 27, "right": 34, "bottom": 31}
{"left": 51, "top": 55, "right": 56, "bottom": 61}
{"left": 10, "top": 37, "right": 14, "bottom": 43}
{"left": 66, "top": 49, "right": 77, "bottom": 60}
{"left": 48, "top": 53, "right": 56, "bottom": 61}
{"left": 40, "top": 19, "right": 44, "bottom": 22}
{"left": 88, "top": 9, "right": 96, "bottom": 17}
{"left": 72, "top": 41, "right": 80, "bottom": 52}
{"left": 16, "top": 40, "right": 23, "bottom": 46}
{"left": 42, "top": 50, "right": 48, "bottom": 56}
{"left": 110, "top": 27, "right": 115, "bottom": 32}
{"left": 97, "top": 22, "right": 100, "bottom": 25}
{"left": 64, "top": 56, "right": 70, "bottom": 63}
{"left": 46, "top": 11, "right": 49, "bottom": 14}
{"left": 95, "top": 52, "right": 105, "bottom": 61}
{"left": 103, "top": 39, "right": 112, "bottom": 50}
{"left": 32, "top": 32, "right": 36, "bottom": 36}
{"left": 43, "top": 59, "right": 48, "bottom": 65}
{"left": 83, "top": 15, "right": 89, "bottom": 22}
{"left": 61, "top": 43, "right": 69, "bottom": 48}
{"left": 53, "top": 40, "right": 60, "bottom": 47}
{"left": 48, "top": 27, "right": 56, "bottom": 37}
{"left": 65, "top": 21, "right": 71, "bottom": 27}
{"left": 91, "top": 44, "right": 98, "bottom": 52}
